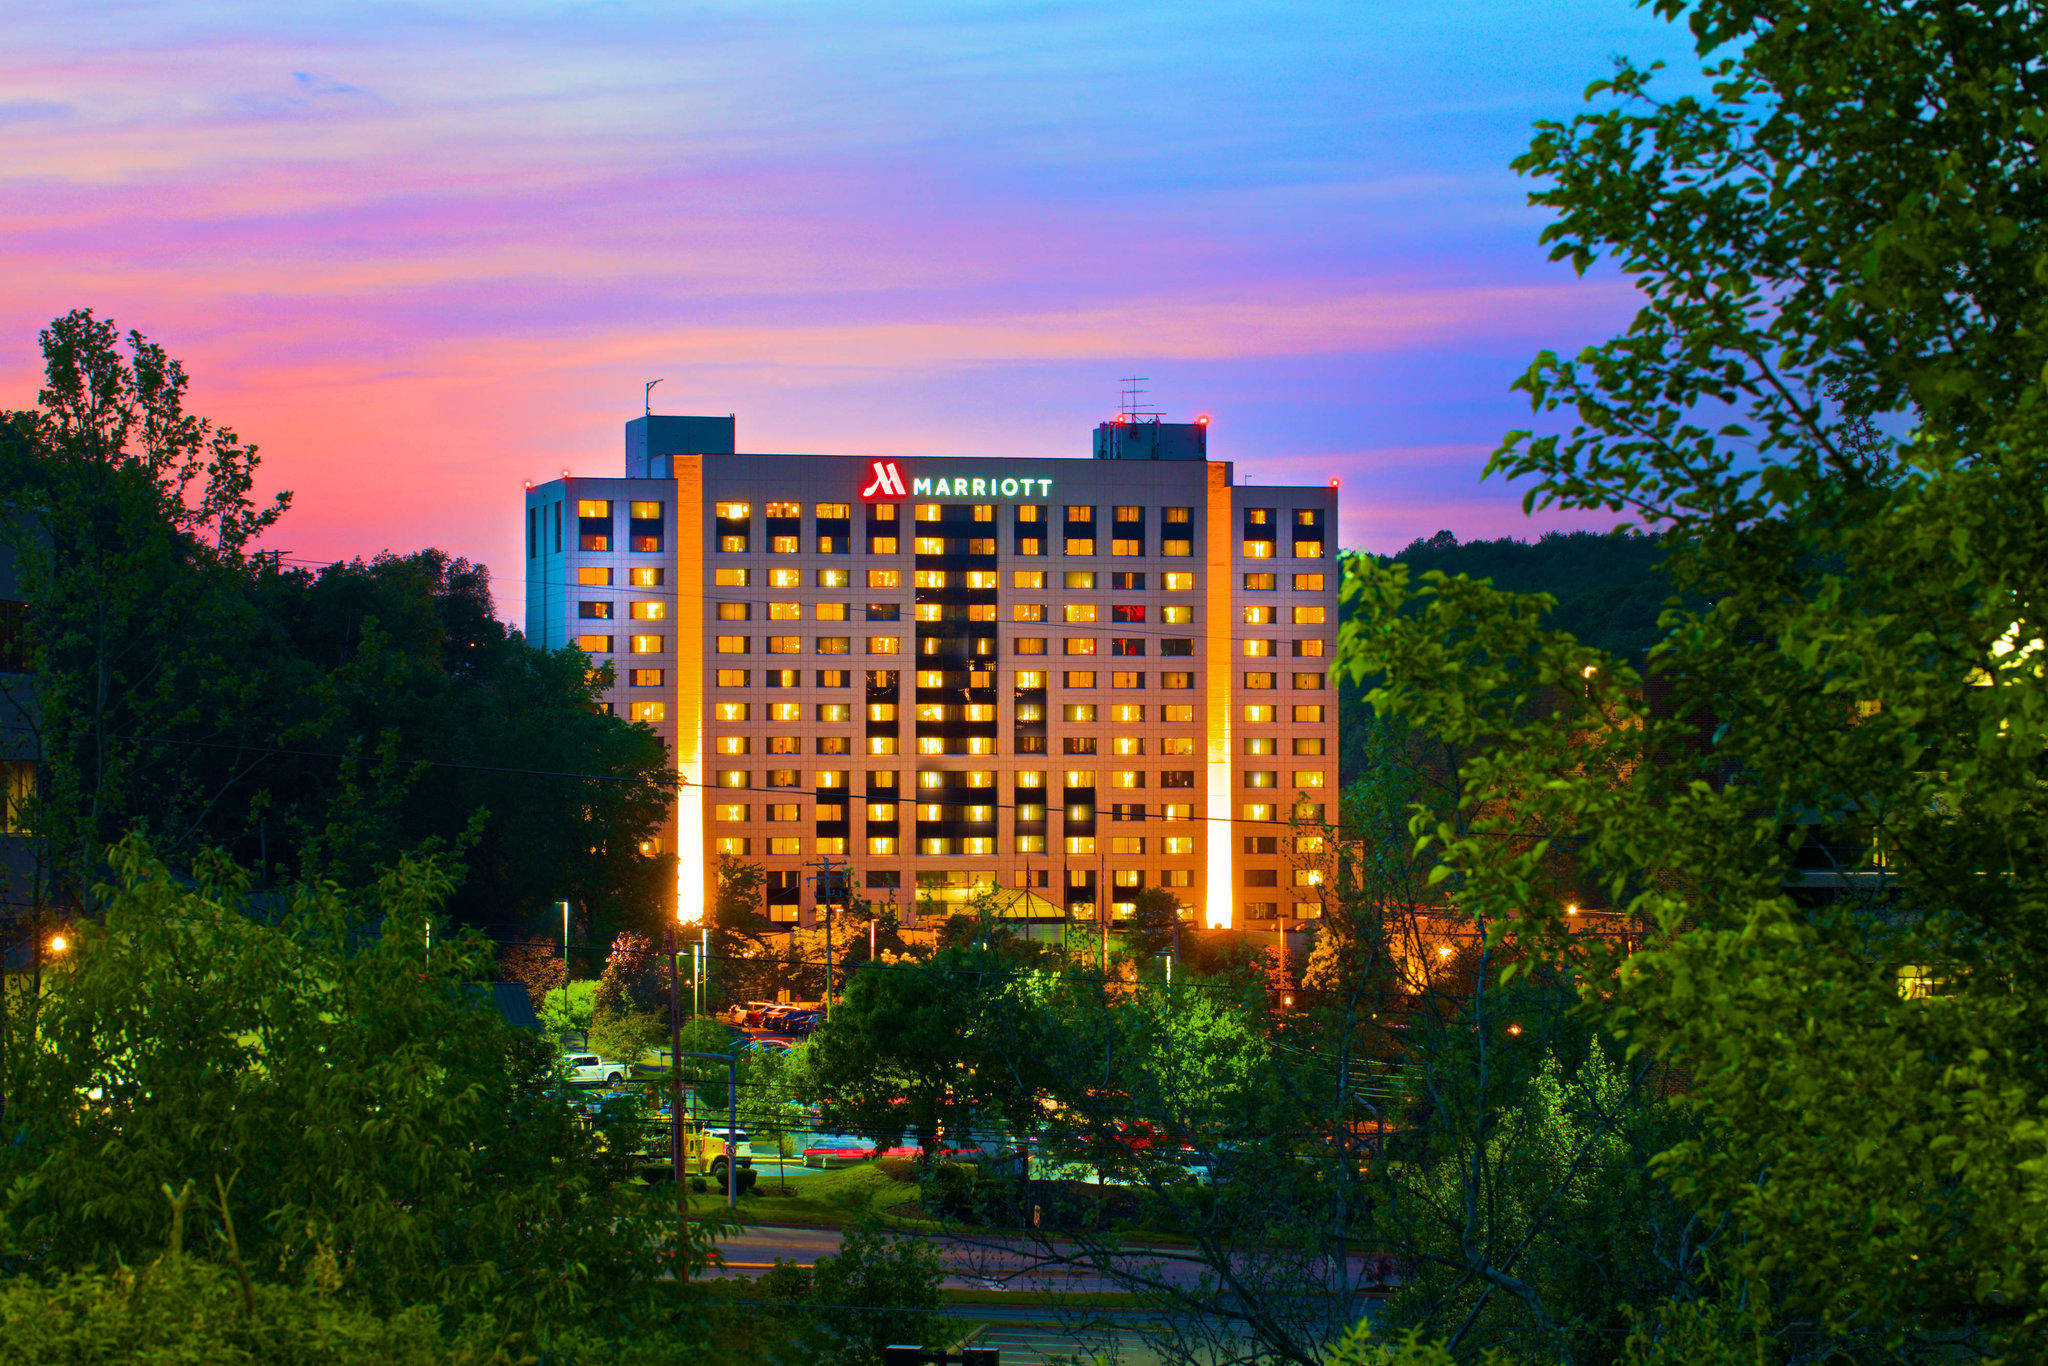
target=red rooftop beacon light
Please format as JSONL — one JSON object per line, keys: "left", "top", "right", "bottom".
{"left": 1197, "top": 414, "right": 1210, "bottom": 426}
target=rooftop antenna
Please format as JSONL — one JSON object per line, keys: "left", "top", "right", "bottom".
{"left": 644, "top": 378, "right": 663, "bottom": 417}
{"left": 1118, "top": 376, "right": 1161, "bottom": 424}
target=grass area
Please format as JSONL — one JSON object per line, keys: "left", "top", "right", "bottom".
{"left": 683, "top": 1157, "right": 923, "bottom": 1226}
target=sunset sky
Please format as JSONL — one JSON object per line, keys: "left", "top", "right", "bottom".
{"left": 2, "top": 1, "right": 1700, "bottom": 629}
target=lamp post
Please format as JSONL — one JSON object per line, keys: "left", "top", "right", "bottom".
{"left": 557, "top": 899, "right": 570, "bottom": 1041}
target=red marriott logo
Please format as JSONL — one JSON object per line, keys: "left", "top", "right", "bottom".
{"left": 860, "top": 459, "right": 908, "bottom": 499}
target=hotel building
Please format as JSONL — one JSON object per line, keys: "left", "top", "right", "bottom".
{"left": 523, "top": 413, "right": 1338, "bottom": 930}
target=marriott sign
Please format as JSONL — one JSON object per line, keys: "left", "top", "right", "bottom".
{"left": 859, "top": 459, "right": 1053, "bottom": 501}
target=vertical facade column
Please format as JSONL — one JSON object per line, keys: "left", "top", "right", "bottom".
{"left": 1203, "top": 462, "right": 1235, "bottom": 929}
{"left": 673, "top": 456, "right": 706, "bottom": 923}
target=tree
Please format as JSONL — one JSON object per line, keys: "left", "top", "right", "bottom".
{"left": 805, "top": 949, "right": 1007, "bottom": 1160}
{"left": 0, "top": 836, "right": 712, "bottom": 1335}
{"left": 1345, "top": 0, "right": 2048, "bottom": 1358}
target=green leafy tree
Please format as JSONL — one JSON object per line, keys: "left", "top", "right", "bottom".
{"left": 1344, "top": 0, "right": 2048, "bottom": 1358}
{"left": 753, "top": 1224, "right": 944, "bottom": 1366}
{"left": 0, "top": 836, "right": 712, "bottom": 1335}
{"left": 806, "top": 949, "right": 1008, "bottom": 1159}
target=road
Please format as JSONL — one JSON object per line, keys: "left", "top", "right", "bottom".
{"left": 707, "top": 1222, "right": 1388, "bottom": 1300}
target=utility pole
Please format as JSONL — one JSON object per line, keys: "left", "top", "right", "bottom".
{"left": 665, "top": 928, "right": 685, "bottom": 1280}
{"left": 557, "top": 899, "right": 571, "bottom": 1041}
{"left": 810, "top": 856, "right": 847, "bottom": 1013}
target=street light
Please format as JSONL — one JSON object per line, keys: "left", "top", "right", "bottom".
{"left": 48, "top": 934, "right": 67, "bottom": 954}
{"left": 557, "top": 899, "right": 571, "bottom": 1040}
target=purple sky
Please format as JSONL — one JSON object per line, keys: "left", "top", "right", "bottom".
{"left": 1, "top": 1, "right": 1702, "bottom": 628}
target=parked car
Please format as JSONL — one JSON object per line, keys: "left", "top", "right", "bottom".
{"left": 781, "top": 1009, "right": 824, "bottom": 1036}
{"left": 561, "top": 1053, "right": 630, "bottom": 1085}
{"left": 730, "top": 1001, "right": 776, "bottom": 1026}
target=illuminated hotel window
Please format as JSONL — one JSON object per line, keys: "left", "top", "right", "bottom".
{"left": 716, "top": 669, "right": 750, "bottom": 686}
{"left": 1294, "top": 707, "right": 1326, "bottom": 727}
{"left": 717, "top": 769, "right": 749, "bottom": 787}
{"left": 1111, "top": 539, "right": 1141, "bottom": 556}
{"left": 1013, "top": 638, "right": 1046, "bottom": 655}
{"left": 1064, "top": 538, "right": 1095, "bottom": 556}
{"left": 1244, "top": 639, "right": 1274, "bottom": 658}
{"left": 1109, "top": 770, "right": 1143, "bottom": 788}
{"left": 814, "top": 703, "right": 850, "bottom": 722}
{"left": 577, "top": 566, "right": 613, "bottom": 586}
{"left": 917, "top": 737, "right": 944, "bottom": 755}
{"left": 869, "top": 836, "right": 899, "bottom": 855}
{"left": 1244, "top": 672, "right": 1276, "bottom": 689}
{"left": 716, "top": 502, "right": 749, "bottom": 519}
{"left": 573, "top": 634, "right": 613, "bottom": 653}
{"left": 816, "top": 637, "right": 850, "bottom": 655}
{"left": 764, "top": 669, "right": 798, "bottom": 687}
{"left": 965, "top": 570, "right": 998, "bottom": 589}
{"left": 815, "top": 837, "right": 848, "bottom": 855}
{"left": 631, "top": 601, "right": 664, "bottom": 621}
{"left": 767, "top": 837, "right": 801, "bottom": 856}
{"left": 914, "top": 604, "right": 942, "bottom": 623}
{"left": 1064, "top": 836, "right": 1096, "bottom": 855}
{"left": 817, "top": 502, "right": 850, "bottom": 519}
{"left": 717, "top": 736, "right": 750, "bottom": 755}
{"left": 1243, "top": 803, "right": 1275, "bottom": 821}
{"left": 1245, "top": 770, "right": 1277, "bottom": 788}
{"left": 765, "top": 501, "right": 799, "bottom": 518}
{"left": 1064, "top": 671, "right": 1096, "bottom": 688}
{"left": 629, "top": 701, "right": 665, "bottom": 723}
{"left": 1293, "top": 605, "right": 1327, "bottom": 624}
{"left": 1012, "top": 603, "right": 1045, "bottom": 622}
{"left": 869, "top": 570, "right": 902, "bottom": 591}
{"left": 630, "top": 668, "right": 664, "bottom": 687}
{"left": 1247, "top": 509, "right": 1272, "bottom": 525}
{"left": 1014, "top": 570, "right": 1046, "bottom": 589}
{"left": 768, "top": 737, "right": 799, "bottom": 755}
{"left": 1245, "top": 573, "right": 1276, "bottom": 591}
{"left": 1015, "top": 835, "right": 1047, "bottom": 853}
{"left": 816, "top": 603, "right": 849, "bottom": 621}
{"left": 1243, "top": 541, "right": 1274, "bottom": 559}
{"left": 1112, "top": 837, "right": 1146, "bottom": 854}
{"left": 1293, "top": 672, "right": 1326, "bottom": 690}
{"left": 1243, "top": 605, "right": 1274, "bottom": 625}
{"left": 1112, "top": 737, "right": 1145, "bottom": 756}
{"left": 771, "top": 535, "right": 800, "bottom": 553}
{"left": 714, "top": 568, "right": 749, "bottom": 587}
{"left": 1058, "top": 571, "right": 1092, "bottom": 591}
{"left": 914, "top": 570, "right": 947, "bottom": 589}
{"left": 867, "top": 737, "right": 899, "bottom": 754}
{"left": 1163, "top": 572, "right": 1194, "bottom": 591}
{"left": 1063, "top": 638, "right": 1097, "bottom": 656}
{"left": 767, "top": 636, "right": 800, "bottom": 654}
{"left": 628, "top": 635, "right": 662, "bottom": 653}
{"left": 1294, "top": 801, "right": 1326, "bottom": 822}
{"left": 1015, "top": 670, "right": 1045, "bottom": 689}
{"left": 1293, "top": 542, "right": 1324, "bottom": 558}
{"left": 1017, "top": 504, "right": 1044, "bottom": 522}
{"left": 714, "top": 804, "right": 750, "bottom": 822}
{"left": 914, "top": 537, "right": 946, "bottom": 554}
{"left": 716, "top": 837, "right": 751, "bottom": 856}
{"left": 1063, "top": 703, "right": 1097, "bottom": 722}
{"left": 1293, "top": 573, "right": 1326, "bottom": 591}
{"left": 715, "top": 702, "right": 751, "bottom": 723}
{"left": 579, "top": 601, "right": 613, "bottom": 620}
{"left": 870, "top": 536, "right": 900, "bottom": 554}
{"left": 818, "top": 670, "right": 851, "bottom": 687}
{"left": 710, "top": 603, "right": 747, "bottom": 623}
{"left": 769, "top": 568, "right": 801, "bottom": 587}
{"left": 1245, "top": 737, "right": 1276, "bottom": 755}
{"left": 819, "top": 568, "right": 849, "bottom": 587}
{"left": 1293, "top": 770, "right": 1326, "bottom": 788}
{"left": 1161, "top": 737, "right": 1194, "bottom": 755}
{"left": 1158, "top": 605, "right": 1191, "bottom": 625}
{"left": 1244, "top": 704, "right": 1275, "bottom": 723}
{"left": 914, "top": 503, "right": 941, "bottom": 522}
{"left": 1161, "top": 803, "right": 1192, "bottom": 821}
{"left": 766, "top": 803, "right": 801, "bottom": 821}
{"left": 1292, "top": 639, "right": 1326, "bottom": 657}
{"left": 768, "top": 702, "right": 800, "bottom": 722}
{"left": 1015, "top": 770, "right": 1045, "bottom": 789}
{"left": 767, "top": 769, "right": 800, "bottom": 787}
{"left": 1110, "top": 671, "right": 1143, "bottom": 688}
{"left": 971, "top": 504, "right": 995, "bottom": 522}
{"left": 1162, "top": 705, "right": 1194, "bottom": 723}
{"left": 716, "top": 636, "right": 749, "bottom": 654}
{"left": 1160, "top": 672, "right": 1193, "bottom": 689}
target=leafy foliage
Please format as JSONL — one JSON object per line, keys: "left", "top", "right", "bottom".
{"left": 1341, "top": 0, "right": 2048, "bottom": 1358}
{"left": 0, "top": 838, "right": 711, "bottom": 1334}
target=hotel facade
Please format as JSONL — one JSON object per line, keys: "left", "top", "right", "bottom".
{"left": 523, "top": 414, "right": 1338, "bottom": 930}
